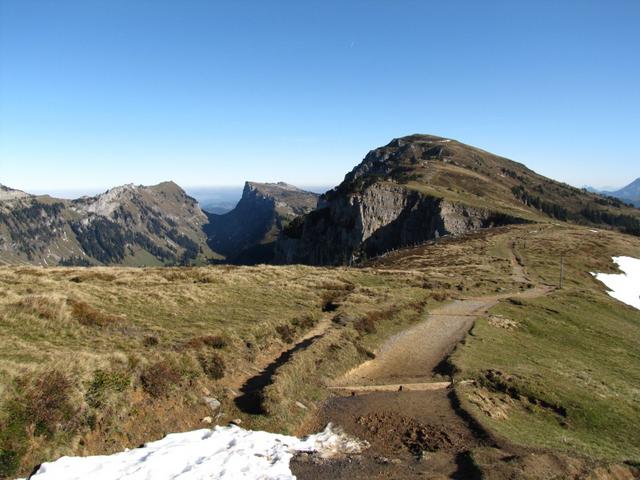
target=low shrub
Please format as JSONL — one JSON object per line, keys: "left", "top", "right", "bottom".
{"left": 142, "top": 335, "right": 159, "bottom": 347}
{"left": 0, "top": 448, "right": 21, "bottom": 478}
{"left": 140, "top": 361, "right": 182, "bottom": 398}
{"left": 320, "top": 290, "right": 344, "bottom": 312}
{"left": 276, "top": 324, "right": 294, "bottom": 343}
{"left": 356, "top": 344, "right": 376, "bottom": 359}
{"left": 291, "top": 314, "right": 317, "bottom": 330}
{"left": 18, "top": 369, "right": 75, "bottom": 438}
{"left": 85, "top": 369, "right": 130, "bottom": 408}
{"left": 198, "top": 353, "right": 225, "bottom": 380}
{"left": 354, "top": 315, "right": 377, "bottom": 334}
{"left": 0, "top": 401, "right": 29, "bottom": 478}
{"left": 431, "top": 291, "right": 449, "bottom": 302}
{"left": 184, "top": 334, "right": 227, "bottom": 350}
{"left": 68, "top": 299, "right": 121, "bottom": 327}
{"left": 354, "top": 307, "right": 399, "bottom": 335}
{"left": 0, "top": 367, "right": 76, "bottom": 478}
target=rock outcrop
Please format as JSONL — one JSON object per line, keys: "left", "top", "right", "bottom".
{"left": 205, "top": 182, "right": 318, "bottom": 264}
{"left": 277, "top": 182, "right": 521, "bottom": 265}
{"left": 276, "top": 134, "right": 640, "bottom": 266}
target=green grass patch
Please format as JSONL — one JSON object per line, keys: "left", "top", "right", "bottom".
{"left": 453, "top": 286, "right": 640, "bottom": 462}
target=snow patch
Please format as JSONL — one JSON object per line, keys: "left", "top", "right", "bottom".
{"left": 592, "top": 256, "right": 640, "bottom": 310}
{"left": 28, "top": 423, "right": 367, "bottom": 480}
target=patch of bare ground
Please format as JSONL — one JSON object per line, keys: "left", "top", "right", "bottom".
{"left": 292, "top": 390, "right": 483, "bottom": 479}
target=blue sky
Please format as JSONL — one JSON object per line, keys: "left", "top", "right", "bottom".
{"left": 1, "top": 0, "right": 639, "bottom": 193}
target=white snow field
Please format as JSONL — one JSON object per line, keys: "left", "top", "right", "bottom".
{"left": 28, "top": 423, "right": 366, "bottom": 480}
{"left": 592, "top": 256, "right": 640, "bottom": 311}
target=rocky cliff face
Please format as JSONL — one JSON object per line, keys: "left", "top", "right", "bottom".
{"left": 276, "top": 182, "right": 522, "bottom": 265}
{"left": 0, "top": 182, "right": 218, "bottom": 266}
{"left": 276, "top": 134, "right": 640, "bottom": 266}
{"left": 204, "top": 182, "right": 318, "bottom": 264}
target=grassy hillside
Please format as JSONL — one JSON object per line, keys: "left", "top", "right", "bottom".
{"left": 366, "top": 223, "right": 640, "bottom": 464}
{"left": 0, "top": 263, "right": 435, "bottom": 477}
{"left": 1, "top": 222, "right": 639, "bottom": 476}
{"left": 448, "top": 226, "right": 640, "bottom": 463}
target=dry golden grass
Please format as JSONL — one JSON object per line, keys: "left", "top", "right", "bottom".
{"left": 0, "top": 262, "right": 438, "bottom": 476}
{"left": 3, "top": 223, "right": 636, "bottom": 475}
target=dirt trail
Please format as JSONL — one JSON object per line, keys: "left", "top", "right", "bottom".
{"left": 293, "top": 244, "right": 554, "bottom": 479}
{"left": 334, "top": 286, "right": 550, "bottom": 390}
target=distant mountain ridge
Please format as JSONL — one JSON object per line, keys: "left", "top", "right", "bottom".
{"left": 0, "top": 181, "right": 219, "bottom": 266}
{"left": 2, "top": 137, "right": 638, "bottom": 267}
{"left": 204, "top": 181, "right": 319, "bottom": 264}
{"left": 603, "top": 178, "right": 640, "bottom": 207}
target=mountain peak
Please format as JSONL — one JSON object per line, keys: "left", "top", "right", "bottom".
{"left": 278, "top": 134, "right": 640, "bottom": 265}
{"left": 205, "top": 181, "right": 319, "bottom": 264}
{"left": 606, "top": 177, "right": 640, "bottom": 207}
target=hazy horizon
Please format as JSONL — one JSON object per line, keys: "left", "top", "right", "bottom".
{"left": 7, "top": 176, "right": 639, "bottom": 200}
{"left": 21, "top": 183, "right": 333, "bottom": 201}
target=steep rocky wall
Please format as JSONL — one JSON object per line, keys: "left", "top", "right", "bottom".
{"left": 276, "top": 183, "right": 523, "bottom": 266}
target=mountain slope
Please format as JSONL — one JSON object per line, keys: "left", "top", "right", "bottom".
{"left": 604, "top": 178, "right": 640, "bottom": 207}
{"left": 204, "top": 182, "right": 318, "bottom": 264}
{"left": 0, "top": 182, "right": 219, "bottom": 266}
{"left": 277, "top": 134, "right": 640, "bottom": 265}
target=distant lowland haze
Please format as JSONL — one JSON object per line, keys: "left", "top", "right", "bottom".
{"left": 28, "top": 185, "right": 333, "bottom": 214}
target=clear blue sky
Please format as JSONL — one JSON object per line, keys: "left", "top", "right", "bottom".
{"left": 1, "top": 0, "right": 639, "bottom": 193}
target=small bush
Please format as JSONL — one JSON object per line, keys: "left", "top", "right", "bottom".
{"left": 6, "top": 370, "right": 75, "bottom": 439}
{"left": 201, "top": 335, "right": 227, "bottom": 348}
{"left": 320, "top": 291, "right": 341, "bottom": 312}
{"left": 198, "top": 353, "right": 225, "bottom": 380}
{"left": 85, "top": 369, "right": 130, "bottom": 408}
{"left": 68, "top": 299, "right": 120, "bottom": 327}
{"left": 0, "top": 400, "right": 29, "bottom": 479}
{"left": 291, "top": 314, "right": 317, "bottom": 330}
{"left": 276, "top": 324, "right": 294, "bottom": 343}
{"left": 140, "top": 361, "right": 182, "bottom": 398}
{"left": 354, "top": 315, "right": 377, "bottom": 334}
{"left": 354, "top": 307, "right": 398, "bottom": 335}
{"left": 332, "top": 312, "right": 355, "bottom": 326}
{"left": 0, "top": 448, "right": 20, "bottom": 478}
{"left": 143, "top": 335, "right": 159, "bottom": 347}
{"left": 356, "top": 344, "right": 376, "bottom": 359}
{"left": 431, "top": 291, "right": 449, "bottom": 302}
{"left": 184, "top": 335, "right": 227, "bottom": 350}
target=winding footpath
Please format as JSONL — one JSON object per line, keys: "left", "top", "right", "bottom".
{"left": 293, "top": 243, "right": 554, "bottom": 479}
{"left": 331, "top": 285, "right": 552, "bottom": 393}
